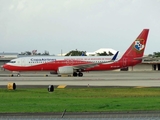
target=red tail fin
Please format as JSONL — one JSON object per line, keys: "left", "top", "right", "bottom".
{"left": 120, "top": 29, "right": 149, "bottom": 66}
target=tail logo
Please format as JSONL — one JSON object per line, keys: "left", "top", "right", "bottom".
{"left": 134, "top": 39, "right": 144, "bottom": 51}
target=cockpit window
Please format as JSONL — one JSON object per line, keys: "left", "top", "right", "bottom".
{"left": 9, "top": 61, "right": 16, "bottom": 63}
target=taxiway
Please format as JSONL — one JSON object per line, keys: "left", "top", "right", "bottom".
{"left": 0, "top": 71, "right": 160, "bottom": 87}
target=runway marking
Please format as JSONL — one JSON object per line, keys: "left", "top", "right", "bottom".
{"left": 57, "top": 85, "right": 66, "bottom": 88}
{"left": 134, "top": 86, "right": 151, "bottom": 88}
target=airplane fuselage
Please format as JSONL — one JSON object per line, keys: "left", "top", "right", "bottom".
{"left": 3, "top": 55, "right": 141, "bottom": 72}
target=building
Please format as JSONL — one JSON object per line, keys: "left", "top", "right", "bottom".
{"left": 86, "top": 48, "right": 117, "bottom": 56}
{"left": 0, "top": 52, "right": 18, "bottom": 59}
{"left": 0, "top": 52, "right": 18, "bottom": 71}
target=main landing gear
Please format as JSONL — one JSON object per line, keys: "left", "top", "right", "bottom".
{"left": 73, "top": 72, "right": 83, "bottom": 77}
{"left": 11, "top": 73, "right": 20, "bottom": 77}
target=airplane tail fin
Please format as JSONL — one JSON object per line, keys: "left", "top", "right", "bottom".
{"left": 119, "top": 29, "right": 149, "bottom": 66}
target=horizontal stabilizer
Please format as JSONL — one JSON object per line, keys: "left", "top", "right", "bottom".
{"left": 134, "top": 56, "right": 149, "bottom": 60}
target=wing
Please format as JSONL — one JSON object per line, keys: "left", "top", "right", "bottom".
{"left": 72, "top": 51, "right": 119, "bottom": 70}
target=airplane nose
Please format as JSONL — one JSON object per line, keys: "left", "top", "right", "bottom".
{"left": 2, "top": 64, "right": 7, "bottom": 69}
{"left": 2, "top": 64, "right": 12, "bottom": 71}
{"left": 1, "top": 65, "right": 3, "bottom": 68}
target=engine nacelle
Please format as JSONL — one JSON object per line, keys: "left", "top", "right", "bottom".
{"left": 58, "top": 66, "right": 73, "bottom": 74}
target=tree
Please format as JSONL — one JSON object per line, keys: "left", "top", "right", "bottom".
{"left": 108, "top": 51, "right": 114, "bottom": 56}
{"left": 19, "top": 50, "right": 50, "bottom": 55}
{"left": 37, "top": 53, "right": 41, "bottom": 55}
{"left": 65, "top": 50, "right": 87, "bottom": 56}
{"left": 96, "top": 51, "right": 109, "bottom": 56}
{"left": 96, "top": 51, "right": 114, "bottom": 56}
{"left": 19, "top": 51, "right": 31, "bottom": 55}
{"left": 96, "top": 51, "right": 108, "bottom": 56}
{"left": 148, "top": 54, "right": 153, "bottom": 57}
{"left": 25, "top": 51, "right": 31, "bottom": 55}
{"left": 153, "top": 52, "right": 160, "bottom": 57}
{"left": 42, "top": 50, "right": 50, "bottom": 55}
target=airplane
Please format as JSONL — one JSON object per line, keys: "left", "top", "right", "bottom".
{"left": 3, "top": 29, "right": 149, "bottom": 77}
{"left": 2, "top": 51, "right": 119, "bottom": 77}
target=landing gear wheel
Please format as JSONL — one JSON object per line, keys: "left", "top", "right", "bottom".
{"left": 73, "top": 72, "right": 77, "bottom": 77}
{"left": 58, "top": 74, "right": 61, "bottom": 77}
{"left": 11, "top": 74, "right": 14, "bottom": 77}
{"left": 17, "top": 74, "right": 20, "bottom": 77}
{"left": 78, "top": 72, "right": 83, "bottom": 77}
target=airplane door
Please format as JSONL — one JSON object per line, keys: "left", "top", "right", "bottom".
{"left": 21, "top": 59, "right": 26, "bottom": 66}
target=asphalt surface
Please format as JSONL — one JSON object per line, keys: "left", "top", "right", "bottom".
{"left": 0, "top": 71, "right": 160, "bottom": 87}
{"left": 1, "top": 111, "right": 160, "bottom": 118}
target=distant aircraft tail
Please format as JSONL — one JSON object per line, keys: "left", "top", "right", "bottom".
{"left": 119, "top": 29, "right": 149, "bottom": 67}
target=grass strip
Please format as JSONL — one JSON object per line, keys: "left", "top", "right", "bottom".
{"left": 0, "top": 87, "right": 160, "bottom": 113}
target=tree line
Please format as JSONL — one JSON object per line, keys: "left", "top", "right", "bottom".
{"left": 19, "top": 49, "right": 115, "bottom": 56}
{"left": 65, "top": 50, "right": 114, "bottom": 56}
{"left": 19, "top": 50, "right": 50, "bottom": 55}
{"left": 148, "top": 52, "right": 160, "bottom": 57}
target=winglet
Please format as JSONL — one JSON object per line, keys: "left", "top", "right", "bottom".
{"left": 111, "top": 51, "right": 119, "bottom": 61}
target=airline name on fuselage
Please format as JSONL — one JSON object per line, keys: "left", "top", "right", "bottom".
{"left": 30, "top": 58, "right": 56, "bottom": 61}
{"left": 64, "top": 58, "right": 110, "bottom": 60}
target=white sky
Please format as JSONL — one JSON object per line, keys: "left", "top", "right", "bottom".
{"left": 0, "top": 0, "right": 160, "bottom": 55}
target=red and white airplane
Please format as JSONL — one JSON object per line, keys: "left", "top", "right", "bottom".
{"left": 3, "top": 29, "right": 149, "bottom": 77}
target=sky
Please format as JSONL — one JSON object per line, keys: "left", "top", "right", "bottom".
{"left": 0, "top": 0, "right": 160, "bottom": 55}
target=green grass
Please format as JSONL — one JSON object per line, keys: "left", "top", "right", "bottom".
{"left": 0, "top": 87, "right": 160, "bottom": 113}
